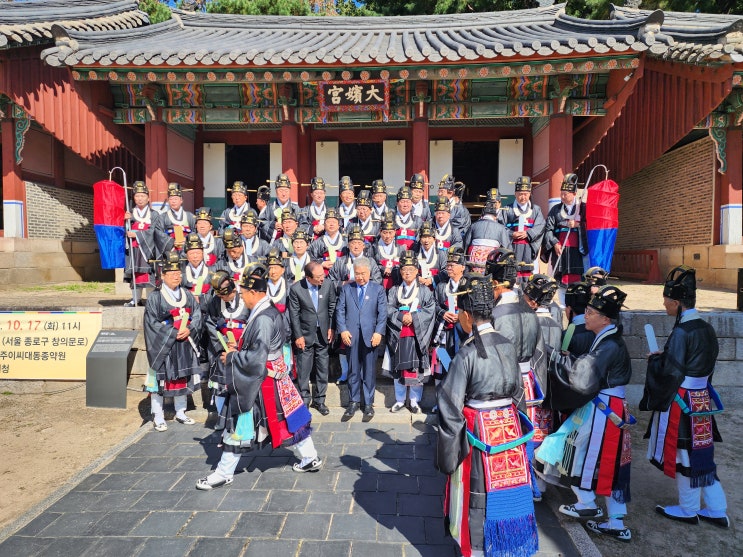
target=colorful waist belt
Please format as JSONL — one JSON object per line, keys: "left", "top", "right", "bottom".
{"left": 674, "top": 384, "right": 724, "bottom": 416}
{"left": 466, "top": 409, "right": 534, "bottom": 454}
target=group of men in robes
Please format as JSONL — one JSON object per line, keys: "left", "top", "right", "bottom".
{"left": 436, "top": 259, "right": 730, "bottom": 556}
{"left": 131, "top": 172, "right": 729, "bottom": 554}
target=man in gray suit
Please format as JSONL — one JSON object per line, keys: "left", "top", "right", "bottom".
{"left": 336, "top": 257, "right": 387, "bottom": 422}
{"left": 288, "top": 261, "right": 337, "bottom": 415}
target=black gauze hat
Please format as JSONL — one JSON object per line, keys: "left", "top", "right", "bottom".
{"left": 184, "top": 232, "right": 203, "bottom": 252}
{"left": 257, "top": 185, "right": 271, "bottom": 202}
{"left": 588, "top": 285, "right": 627, "bottom": 319}
{"left": 565, "top": 281, "right": 591, "bottom": 310}
{"left": 161, "top": 250, "right": 183, "bottom": 272}
{"left": 523, "top": 273, "right": 558, "bottom": 307}
{"left": 222, "top": 228, "right": 242, "bottom": 250}
{"left": 240, "top": 263, "right": 269, "bottom": 291}
{"left": 485, "top": 248, "right": 517, "bottom": 286}
{"left": 447, "top": 246, "right": 466, "bottom": 266}
{"left": 561, "top": 173, "right": 580, "bottom": 193}
{"left": 583, "top": 266, "right": 609, "bottom": 287}
{"left": 210, "top": 270, "right": 235, "bottom": 296}
{"left": 663, "top": 265, "right": 696, "bottom": 301}
{"left": 514, "top": 176, "right": 532, "bottom": 192}
{"left": 456, "top": 272, "right": 495, "bottom": 314}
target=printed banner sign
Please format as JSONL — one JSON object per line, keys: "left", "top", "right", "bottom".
{"left": 0, "top": 311, "right": 103, "bottom": 380}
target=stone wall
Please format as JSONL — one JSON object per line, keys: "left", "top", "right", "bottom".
{"left": 24, "top": 181, "right": 96, "bottom": 242}
{"left": 620, "top": 311, "right": 742, "bottom": 388}
{"left": 0, "top": 238, "right": 112, "bottom": 283}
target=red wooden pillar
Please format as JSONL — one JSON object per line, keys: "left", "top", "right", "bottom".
{"left": 145, "top": 120, "right": 169, "bottom": 208}
{"left": 548, "top": 113, "right": 573, "bottom": 204}
{"left": 717, "top": 128, "right": 743, "bottom": 245}
{"left": 297, "top": 127, "right": 311, "bottom": 206}
{"left": 1, "top": 118, "right": 26, "bottom": 237}
{"left": 412, "top": 81, "right": 430, "bottom": 198}
{"left": 412, "top": 120, "right": 429, "bottom": 188}
{"left": 193, "top": 139, "right": 204, "bottom": 209}
{"left": 281, "top": 121, "right": 300, "bottom": 203}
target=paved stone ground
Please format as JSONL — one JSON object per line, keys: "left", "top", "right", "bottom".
{"left": 0, "top": 415, "right": 579, "bottom": 557}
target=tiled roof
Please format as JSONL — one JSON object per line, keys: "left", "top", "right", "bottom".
{"left": 612, "top": 5, "right": 743, "bottom": 63}
{"left": 0, "top": 0, "right": 148, "bottom": 50}
{"left": 42, "top": 3, "right": 673, "bottom": 68}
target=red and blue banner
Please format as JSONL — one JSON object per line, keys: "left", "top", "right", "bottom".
{"left": 93, "top": 179, "right": 126, "bottom": 269}
{"left": 585, "top": 179, "right": 619, "bottom": 273}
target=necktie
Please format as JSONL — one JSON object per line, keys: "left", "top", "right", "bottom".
{"left": 358, "top": 285, "right": 365, "bottom": 306}
{"left": 310, "top": 285, "right": 318, "bottom": 312}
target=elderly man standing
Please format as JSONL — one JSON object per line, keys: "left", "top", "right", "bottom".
{"left": 644, "top": 266, "right": 729, "bottom": 528}
{"left": 503, "top": 176, "right": 545, "bottom": 285}
{"left": 289, "top": 261, "right": 337, "bottom": 415}
{"left": 336, "top": 257, "right": 387, "bottom": 422}
{"left": 536, "top": 285, "right": 634, "bottom": 543}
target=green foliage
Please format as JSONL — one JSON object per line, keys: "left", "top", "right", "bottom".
{"left": 565, "top": 0, "right": 611, "bottom": 20}
{"left": 205, "top": 0, "right": 311, "bottom": 15}
{"left": 566, "top": 0, "right": 743, "bottom": 19}
{"left": 362, "top": 0, "right": 535, "bottom": 15}
{"left": 138, "top": 0, "right": 743, "bottom": 22}
{"left": 138, "top": 0, "right": 172, "bottom": 23}
{"left": 334, "top": 0, "right": 377, "bottom": 16}
{"left": 433, "top": 0, "right": 536, "bottom": 13}
{"left": 362, "top": 0, "right": 437, "bottom": 16}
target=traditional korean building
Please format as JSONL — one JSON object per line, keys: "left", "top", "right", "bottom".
{"left": 0, "top": 0, "right": 741, "bottom": 287}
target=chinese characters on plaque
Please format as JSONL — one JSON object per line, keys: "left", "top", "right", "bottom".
{"left": 319, "top": 79, "right": 390, "bottom": 121}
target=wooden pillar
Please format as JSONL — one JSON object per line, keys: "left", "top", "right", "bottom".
{"left": 548, "top": 113, "right": 573, "bottom": 206}
{"left": 145, "top": 120, "right": 168, "bottom": 209}
{"left": 412, "top": 119, "right": 429, "bottom": 189}
{"left": 281, "top": 121, "right": 300, "bottom": 203}
{"left": 2, "top": 118, "right": 26, "bottom": 237}
{"left": 297, "top": 127, "right": 312, "bottom": 206}
{"left": 193, "top": 139, "right": 204, "bottom": 209}
{"left": 718, "top": 128, "right": 742, "bottom": 245}
{"left": 412, "top": 81, "right": 430, "bottom": 198}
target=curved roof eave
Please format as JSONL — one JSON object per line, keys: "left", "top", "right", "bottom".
{"left": 41, "top": 3, "right": 670, "bottom": 69}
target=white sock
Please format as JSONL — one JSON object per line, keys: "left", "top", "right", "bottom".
{"left": 174, "top": 395, "right": 188, "bottom": 419}
{"left": 150, "top": 393, "right": 165, "bottom": 424}
{"left": 294, "top": 436, "right": 318, "bottom": 465}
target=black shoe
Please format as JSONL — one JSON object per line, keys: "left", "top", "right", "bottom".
{"left": 585, "top": 521, "right": 632, "bottom": 543}
{"left": 559, "top": 504, "right": 604, "bottom": 519}
{"left": 362, "top": 406, "right": 374, "bottom": 422}
{"left": 337, "top": 378, "right": 348, "bottom": 385}
{"left": 293, "top": 458, "right": 323, "bottom": 473}
{"left": 342, "top": 402, "right": 359, "bottom": 422}
{"left": 311, "top": 402, "right": 330, "bottom": 416}
{"left": 697, "top": 514, "right": 730, "bottom": 529}
{"left": 655, "top": 505, "right": 699, "bottom": 525}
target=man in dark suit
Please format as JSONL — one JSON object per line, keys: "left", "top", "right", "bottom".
{"left": 335, "top": 257, "right": 387, "bottom": 422}
{"left": 288, "top": 261, "right": 337, "bottom": 415}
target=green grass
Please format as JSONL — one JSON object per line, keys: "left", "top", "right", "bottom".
{"left": 18, "top": 282, "right": 116, "bottom": 294}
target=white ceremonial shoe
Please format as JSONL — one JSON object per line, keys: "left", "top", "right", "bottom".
{"left": 195, "top": 477, "right": 233, "bottom": 490}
